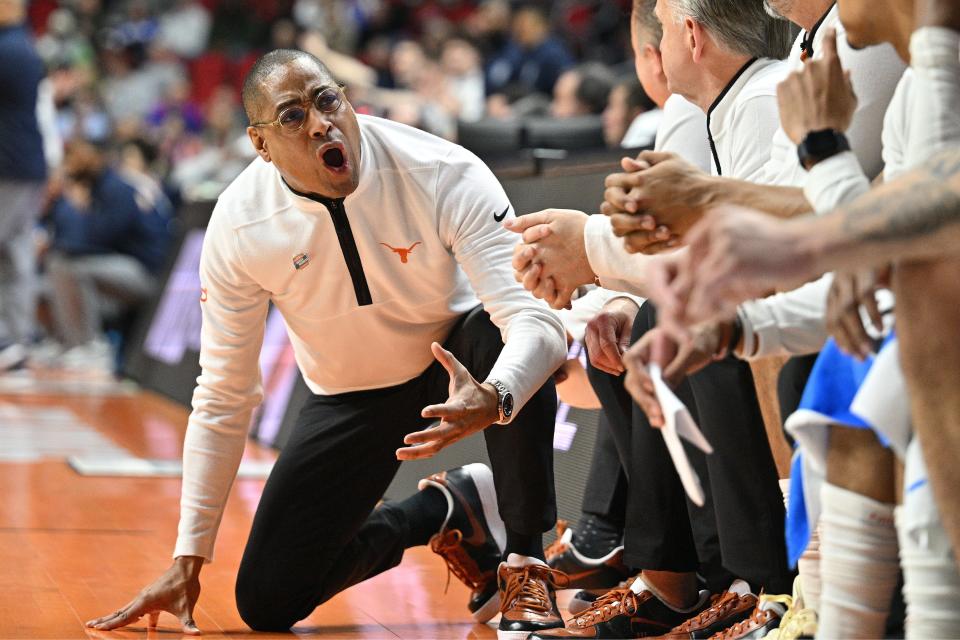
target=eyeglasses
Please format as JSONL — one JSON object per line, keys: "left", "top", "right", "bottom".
{"left": 251, "top": 85, "right": 345, "bottom": 131}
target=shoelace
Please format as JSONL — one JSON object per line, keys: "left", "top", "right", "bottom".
{"left": 544, "top": 520, "right": 570, "bottom": 561}
{"left": 710, "top": 595, "right": 793, "bottom": 640}
{"left": 430, "top": 529, "right": 487, "bottom": 593}
{"left": 763, "top": 593, "right": 817, "bottom": 640}
{"left": 675, "top": 592, "right": 746, "bottom": 632}
{"left": 572, "top": 588, "right": 642, "bottom": 627}
{"left": 499, "top": 564, "right": 569, "bottom": 615}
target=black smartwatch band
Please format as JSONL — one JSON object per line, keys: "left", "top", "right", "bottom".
{"left": 797, "top": 129, "right": 851, "bottom": 170}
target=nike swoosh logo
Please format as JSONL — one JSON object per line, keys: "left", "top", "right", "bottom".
{"left": 493, "top": 205, "right": 510, "bottom": 223}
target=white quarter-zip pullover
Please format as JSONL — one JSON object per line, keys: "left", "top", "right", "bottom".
{"left": 176, "top": 114, "right": 566, "bottom": 560}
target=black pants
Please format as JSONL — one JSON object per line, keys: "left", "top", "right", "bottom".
{"left": 586, "top": 321, "right": 728, "bottom": 592}
{"left": 580, "top": 411, "right": 628, "bottom": 528}
{"left": 589, "top": 302, "right": 792, "bottom": 594}
{"left": 235, "top": 307, "right": 557, "bottom": 631}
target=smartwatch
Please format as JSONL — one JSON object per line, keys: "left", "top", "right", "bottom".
{"left": 797, "top": 129, "right": 851, "bottom": 170}
{"left": 487, "top": 379, "right": 514, "bottom": 425}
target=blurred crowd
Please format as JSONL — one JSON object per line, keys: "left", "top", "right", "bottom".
{"left": 29, "top": 0, "right": 653, "bottom": 202}
{"left": 0, "top": 0, "right": 660, "bottom": 375}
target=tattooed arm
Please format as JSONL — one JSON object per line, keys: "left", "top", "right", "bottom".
{"left": 648, "top": 147, "right": 960, "bottom": 331}
{"left": 805, "top": 147, "right": 960, "bottom": 272}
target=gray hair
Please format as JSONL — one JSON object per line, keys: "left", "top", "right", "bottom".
{"left": 668, "top": 0, "right": 792, "bottom": 60}
{"left": 632, "top": 0, "right": 663, "bottom": 49}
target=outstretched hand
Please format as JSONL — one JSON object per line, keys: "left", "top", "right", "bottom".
{"left": 398, "top": 343, "right": 500, "bottom": 460}
{"left": 86, "top": 557, "right": 203, "bottom": 634}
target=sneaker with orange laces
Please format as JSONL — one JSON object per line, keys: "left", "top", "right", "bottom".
{"left": 532, "top": 579, "right": 709, "bottom": 639}
{"left": 546, "top": 521, "right": 631, "bottom": 591}
{"left": 566, "top": 574, "right": 641, "bottom": 616}
{"left": 497, "top": 555, "right": 569, "bottom": 640}
{"left": 706, "top": 594, "right": 788, "bottom": 640}
{"left": 654, "top": 581, "right": 758, "bottom": 639}
{"left": 419, "top": 463, "right": 506, "bottom": 623}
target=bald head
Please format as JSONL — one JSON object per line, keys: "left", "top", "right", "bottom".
{"left": 241, "top": 49, "right": 334, "bottom": 124}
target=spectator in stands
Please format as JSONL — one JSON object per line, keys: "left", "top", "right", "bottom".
{"left": 155, "top": 0, "right": 211, "bottom": 60}
{"left": 440, "top": 36, "right": 485, "bottom": 123}
{"left": 0, "top": 0, "right": 48, "bottom": 371}
{"left": 43, "top": 140, "right": 171, "bottom": 372}
{"left": 169, "top": 84, "right": 254, "bottom": 201}
{"left": 603, "top": 75, "right": 659, "bottom": 148}
{"left": 486, "top": 4, "right": 574, "bottom": 106}
{"left": 550, "top": 62, "right": 615, "bottom": 119}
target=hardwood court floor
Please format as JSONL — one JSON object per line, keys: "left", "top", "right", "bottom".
{"left": 0, "top": 388, "right": 573, "bottom": 639}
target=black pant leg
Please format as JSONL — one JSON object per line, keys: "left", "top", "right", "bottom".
{"left": 235, "top": 379, "right": 433, "bottom": 631}
{"left": 616, "top": 302, "right": 709, "bottom": 574}
{"left": 688, "top": 356, "right": 794, "bottom": 594}
{"left": 581, "top": 411, "right": 628, "bottom": 528}
{"left": 437, "top": 306, "right": 557, "bottom": 535}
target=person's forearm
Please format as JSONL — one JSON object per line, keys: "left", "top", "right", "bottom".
{"left": 803, "top": 147, "right": 960, "bottom": 273}
{"left": 700, "top": 176, "right": 813, "bottom": 219}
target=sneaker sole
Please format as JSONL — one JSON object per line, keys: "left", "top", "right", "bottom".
{"left": 497, "top": 629, "right": 536, "bottom": 640}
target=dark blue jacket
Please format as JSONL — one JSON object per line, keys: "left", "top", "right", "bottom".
{"left": 50, "top": 168, "right": 171, "bottom": 274}
{"left": 486, "top": 36, "right": 575, "bottom": 96}
{"left": 0, "top": 23, "right": 46, "bottom": 181}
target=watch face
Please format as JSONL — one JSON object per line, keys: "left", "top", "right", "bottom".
{"left": 502, "top": 393, "right": 514, "bottom": 418}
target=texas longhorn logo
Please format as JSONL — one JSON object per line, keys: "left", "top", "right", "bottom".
{"left": 380, "top": 241, "right": 421, "bottom": 264}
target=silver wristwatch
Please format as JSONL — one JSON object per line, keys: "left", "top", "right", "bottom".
{"left": 487, "top": 379, "right": 515, "bottom": 425}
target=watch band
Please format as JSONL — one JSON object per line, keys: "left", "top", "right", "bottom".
{"left": 797, "top": 129, "right": 851, "bottom": 170}
{"left": 487, "top": 379, "right": 513, "bottom": 425}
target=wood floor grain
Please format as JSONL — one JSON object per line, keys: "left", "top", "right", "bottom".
{"left": 0, "top": 390, "right": 508, "bottom": 639}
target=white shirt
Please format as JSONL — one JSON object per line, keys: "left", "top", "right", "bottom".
{"left": 176, "top": 114, "right": 566, "bottom": 560}
{"left": 759, "top": 4, "right": 906, "bottom": 187}
{"left": 583, "top": 95, "right": 711, "bottom": 297}
{"left": 621, "top": 108, "right": 662, "bottom": 149}
{"left": 707, "top": 57, "right": 788, "bottom": 181}
{"left": 739, "top": 27, "right": 960, "bottom": 359}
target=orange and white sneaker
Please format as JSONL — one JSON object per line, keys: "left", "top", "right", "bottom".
{"left": 497, "top": 554, "right": 569, "bottom": 640}
{"left": 420, "top": 463, "right": 506, "bottom": 623}
{"left": 655, "top": 580, "right": 757, "bottom": 639}
{"left": 707, "top": 594, "right": 789, "bottom": 639}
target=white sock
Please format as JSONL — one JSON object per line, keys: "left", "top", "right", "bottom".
{"left": 817, "top": 483, "right": 899, "bottom": 640}
{"left": 897, "top": 440, "right": 960, "bottom": 639}
{"left": 797, "top": 526, "right": 822, "bottom": 612}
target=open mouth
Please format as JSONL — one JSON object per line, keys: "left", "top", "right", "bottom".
{"left": 322, "top": 147, "right": 346, "bottom": 169}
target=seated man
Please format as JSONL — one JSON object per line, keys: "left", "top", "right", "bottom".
{"left": 44, "top": 140, "right": 173, "bottom": 372}
{"left": 87, "top": 49, "right": 568, "bottom": 640}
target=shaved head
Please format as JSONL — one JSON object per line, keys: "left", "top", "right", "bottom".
{"left": 241, "top": 49, "right": 333, "bottom": 123}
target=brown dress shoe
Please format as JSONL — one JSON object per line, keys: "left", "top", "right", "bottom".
{"left": 707, "top": 595, "right": 788, "bottom": 639}
{"left": 497, "top": 555, "right": 569, "bottom": 640}
{"left": 532, "top": 586, "right": 708, "bottom": 639}
{"left": 656, "top": 588, "right": 757, "bottom": 639}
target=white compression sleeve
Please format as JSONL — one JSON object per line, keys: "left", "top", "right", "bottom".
{"left": 897, "top": 438, "right": 960, "bottom": 639}
{"left": 817, "top": 482, "right": 899, "bottom": 639}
